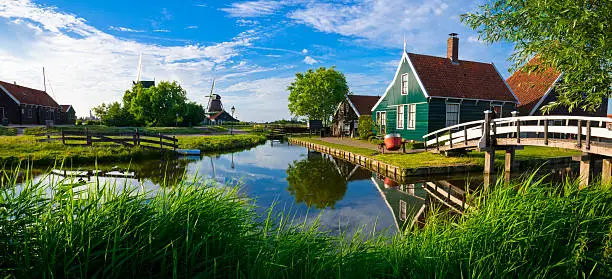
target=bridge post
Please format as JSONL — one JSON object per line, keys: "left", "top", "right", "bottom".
{"left": 602, "top": 158, "right": 612, "bottom": 185}
{"left": 504, "top": 148, "right": 515, "bottom": 173}
{"left": 511, "top": 111, "right": 518, "bottom": 140}
{"left": 579, "top": 152, "right": 592, "bottom": 188}
{"left": 484, "top": 148, "right": 496, "bottom": 174}
{"left": 480, "top": 110, "right": 495, "bottom": 175}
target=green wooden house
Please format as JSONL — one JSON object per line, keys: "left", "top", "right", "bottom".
{"left": 371, "top": 34, "right": 519, "bottom": 141}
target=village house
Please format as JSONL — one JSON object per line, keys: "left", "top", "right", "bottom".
{"left": 331, "top": 95, "right": 380, "bottom": 137}
{"left": 0, "top": 80, "right": 75, "bottom": 125}
{"left": 506, "top": 56, "right": 607, "bottom": 117}
{"left": 371, "top": 33, "right": 519, "bottom": 141}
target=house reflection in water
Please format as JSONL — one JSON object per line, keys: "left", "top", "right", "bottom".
{"left": 371, "top": 174, "right": 471, "bottom": 231}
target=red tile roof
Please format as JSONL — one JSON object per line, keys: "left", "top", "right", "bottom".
{"left": 506, "top": 56, "right": 561, "bottom": 115}
{"left": 347, "top": 95, "right": 379, "bottom": 116}
{"left": 0, "top": 80, "right": 60, "bottom": 107}
{"left": 407, "top": 53, "right": 517, "bottom": 102}
{"left": 60, "top": 105, "right": 72, "bottom": 113}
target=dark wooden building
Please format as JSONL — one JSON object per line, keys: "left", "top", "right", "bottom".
{"left": 0, "top": 80, "right": 75, "bottom": 125}
{"left": 331, "top": 95, "right": 380, "bottom": 137}
{"left": 60, "top": 105, "right": 77, "bottom": 125}
{"left": 507, "top": 56, "right": 607, "bottom": 117}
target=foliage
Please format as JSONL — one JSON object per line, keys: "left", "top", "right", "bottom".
{"left": 461, "top": 0, "right": 612, "bottom": 112}
{"left": 2, "top": 170, "right": 612, "bottom": 277}
{"left": 177, "top": 134, "right": 267, "bottom": 152}
{"left": 286, "top": 153, "right": 347, "bottom": 209}
{"left": 0, "top": 126, "right": 17, "bottom": 136}
{"left": 287, "top": 67, "right": 349, "bottom": 125}
{"left": 357, "top": 115, "right": 375, "bottom": 140}
{"left": 93, "top": 81, "right": 206, "bottom": 127}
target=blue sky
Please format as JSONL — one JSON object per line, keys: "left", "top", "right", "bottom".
{"left": 0, "top": 0, "right": 516, "bottom": 121}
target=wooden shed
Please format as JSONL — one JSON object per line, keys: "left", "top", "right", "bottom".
{"left": 331, "top": 95, "right": 380, "bottom": 137}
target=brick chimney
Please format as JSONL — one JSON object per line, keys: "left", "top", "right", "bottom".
{"left": 447, "top": 33, "right": 459, "bottom": 63}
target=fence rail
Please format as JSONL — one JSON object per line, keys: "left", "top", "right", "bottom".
{"left": 37, "top": 129, "right": 178, "bottom": 151}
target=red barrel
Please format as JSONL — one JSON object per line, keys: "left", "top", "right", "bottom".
{"left": 384, "top": 133, "right": 402, "bottom": 151}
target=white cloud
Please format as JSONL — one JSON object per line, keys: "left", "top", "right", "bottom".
{"left": 236, "top": 19, "right": 259, "bottom": 26}
{"left": 153, "top": 29, "right": 170, "bottom": 33}
{"left": 467, "top": 35, "right": 484, "bottom": 44}
{"left": 109, "top": 26, "right": 144, "bottom": 33}
{"left": 221, "top": 0, "right": 285, "bottom": 18}
{"left": 301, "top": 48, "right": 308, "bottom": 54}
{"left": 217, "top": 77, "right": 294, "bottom": 122}
{"left": 303, "top": 56, "right": 317, "bottom": 64}
{"left": 185, "top": 25, "right": 198, "bottom": 29}
{"left": 0, "top": 0, "right": 262, "bottom": 118}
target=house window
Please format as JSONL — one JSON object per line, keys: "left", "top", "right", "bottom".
{"left": 407, "top": 104, "right": 416, "bottom": 129}
{"left": 401, "top": 74, "right": 409, "bottom": 95}
{"left": 0, "top": 107, "right": 4, "bottom": 118}
{"left": 492, "top": 105, "right": 502, "bottom": 118}
{"left": 397, "top": 105, "right": 405, "bottom": 129}
{"left": 446, "top": 103, "right": 460, "bottom": 127}
{"left": 27, "top": 109, "right": 33, "bottom": 119}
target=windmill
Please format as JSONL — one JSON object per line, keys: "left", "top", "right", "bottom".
{"left": 205, "top": 78, "right": 223, "bottom": 115}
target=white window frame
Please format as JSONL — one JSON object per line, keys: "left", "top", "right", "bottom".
{"left": 445, "top": 103, "right": 460, "bottom": 127}
{"left": 401, "top": 73, "right": 409, "bottom": 95}
{"left": 396, "top": 105, "right": 405, "bottom": 129}
{"left": 407, "top": 104, "right": 416, "bottom": 130}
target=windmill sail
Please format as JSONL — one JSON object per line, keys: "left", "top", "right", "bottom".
{"left": 136, "top": 53, "right": 143, "bottom": 82}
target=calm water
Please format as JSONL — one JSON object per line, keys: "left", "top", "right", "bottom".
{"left": 14, "top": 140, "right": 578, "bottom": 235}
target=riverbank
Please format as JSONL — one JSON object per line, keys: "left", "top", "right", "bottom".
{"left": 3, "top": 172, "right": 610, "bottom": 278}
{"left": 21, "top": 125, "right": 228, "bottom": 136}
{"left": 290, "top": 137, "right": 580, "bottom": 176}
{"left": 0, "top": 134, "right": 267, "bottom": 165}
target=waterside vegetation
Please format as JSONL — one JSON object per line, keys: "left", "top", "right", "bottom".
{"left": 1, "top": 170, "right": 611, "bottom": 278}
{"left": 292, "top": 137, "right": 580, "bottom": 170}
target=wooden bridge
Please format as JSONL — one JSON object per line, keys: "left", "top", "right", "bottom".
{"left": 423, "top": 111, "right": 612, "bottom": 187}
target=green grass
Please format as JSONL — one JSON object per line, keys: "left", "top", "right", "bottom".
{"left": 23, "top": 125, "right": 227, "bottom": 135}
{"left": 1, "top": 168, "right": 611, "bottom": 278}
{"left": 177, "top": 134, "right": 267, "bottom": 152}
{"left": 293, "top": 137, "right": 580, "bottom": 170}
{"left": 0, "top": 126, "right": 17, "bottom": 136}
{"left": 0, "top": 136, "right": 164, "bottom": 165}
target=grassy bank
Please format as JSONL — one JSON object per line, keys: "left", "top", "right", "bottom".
{"left": 0, "top": 136, "right": 164, "bottom": 165}
{"left": 292, "top": 137, "right": 580, "bottom": 170}
{"left": 177, "top": 134, "right": 267, "bottom": 152}
{"left": 0, "top": 126, "right": 17, "bottom": 136}
{"left": 1, "top": 171, "right": 610, "bottom": 278}
{"left": 0, "top": 134, "right": 266, "bottom": 165}
{"left": 23, "top": 125, "right": 227, "bottom": 136}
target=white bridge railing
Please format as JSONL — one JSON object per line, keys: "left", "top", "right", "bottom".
{"left": 423, "top": 115, "right": 612, "bottom": 154}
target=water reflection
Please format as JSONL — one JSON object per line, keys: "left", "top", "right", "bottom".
{"left": 12, "top": 141, "right": 579, "bottom": 236}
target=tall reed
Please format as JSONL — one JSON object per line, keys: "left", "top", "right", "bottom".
{"left": 1, "top": 167, "right": 611, "bottom": 278}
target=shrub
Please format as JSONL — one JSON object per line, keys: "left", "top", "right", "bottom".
{"left": 0, "top": 126, "right": 17, "bottom": 136}
{"left": 75, "top": 119, "right": 82, "bottom": 125}
{"left": 357, "top": 115, "right": 375, "bottom": 140}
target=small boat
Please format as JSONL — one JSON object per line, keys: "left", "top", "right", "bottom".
{"left": 176, "top": 149, "right": 201, "bottom": 156}
{"left": 384, "top": 133, "right": 403, "bottom": 151}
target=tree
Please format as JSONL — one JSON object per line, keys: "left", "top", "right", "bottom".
{"left": 357, "top": 115, "right": 375, "bottom": 140}
{"left": 129, "top": 81, "right": 188, "bottom": 127}
{"left": 286, "top": 154, "right": 347, "bottom": 209}
{"left": 92, "top": 102, "right": 138, "bottom": 126}
{"left": 287, "top": 67, "right": 349, "bottom": 125}
{"left": 462, "top": 1, "right": 611, "bottom": 112}
{"left": 181, "top": 102, "right": 206, "bottom": 127}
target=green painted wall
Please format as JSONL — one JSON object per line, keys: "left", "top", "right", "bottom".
{"left": 372, "top": 56, "right": 429, "bottom": 141}
{"left": 372, "top": 55, "right": 518, "bottom": 141}
{"left": 427, "top": 99, "right": 516, "bottom": 132}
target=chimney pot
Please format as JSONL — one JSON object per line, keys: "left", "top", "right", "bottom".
{"left": 447, "top": 33, "right": 459, "bottom": 63}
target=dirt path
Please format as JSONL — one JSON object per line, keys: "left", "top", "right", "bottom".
{"left": 318, "top": 137, "right": 425, "bottom": 154}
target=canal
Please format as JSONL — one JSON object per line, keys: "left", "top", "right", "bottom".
{"left": 14, "top": 140, "right": 579, "bottom": 236}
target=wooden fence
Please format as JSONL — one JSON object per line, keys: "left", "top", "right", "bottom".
{"left": 36, "top": 129, "right": 178, "bottom": 151}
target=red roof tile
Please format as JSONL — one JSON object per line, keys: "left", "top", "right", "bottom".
{"left": 347, "top": 95, "right": 379, "bottom": 116}
{"left": 407, "top": 53, "right": 517, "bottom": 102}
{"left": 0, "top": 80, "right": 60, "bottom": 107}
{"left": 506, "top": 56, "right": 561, "bottom": 115}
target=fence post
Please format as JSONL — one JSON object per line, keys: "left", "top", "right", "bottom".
{"left": 86, "top": 127, "right": 91, "bottom": 146}
{"left": 173, "top": 136, "right": 177, "bottom": 151}
{"left": 577, "top": 120, "right": 582, "bottom": 148}
{"left": 159, "top": 133, "right": 163, "bottom": 151}
{"left": 133, "top": 128, "right": 138, "bottom": 146}
{"left": 61, "top": 129, "right": 65, "bottom": 145}
{"left": 586, "top": 120, "right": 591, "bottom": 150}
{"left": 544, "top": 119, "right": 549, "bottom": 145}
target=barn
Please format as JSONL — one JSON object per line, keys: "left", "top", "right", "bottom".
{"left": 331, "top": 95, "right": 379, "bottom": 137}
{"left": 0, "top": 80, "right": 75, "bottom": 125}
